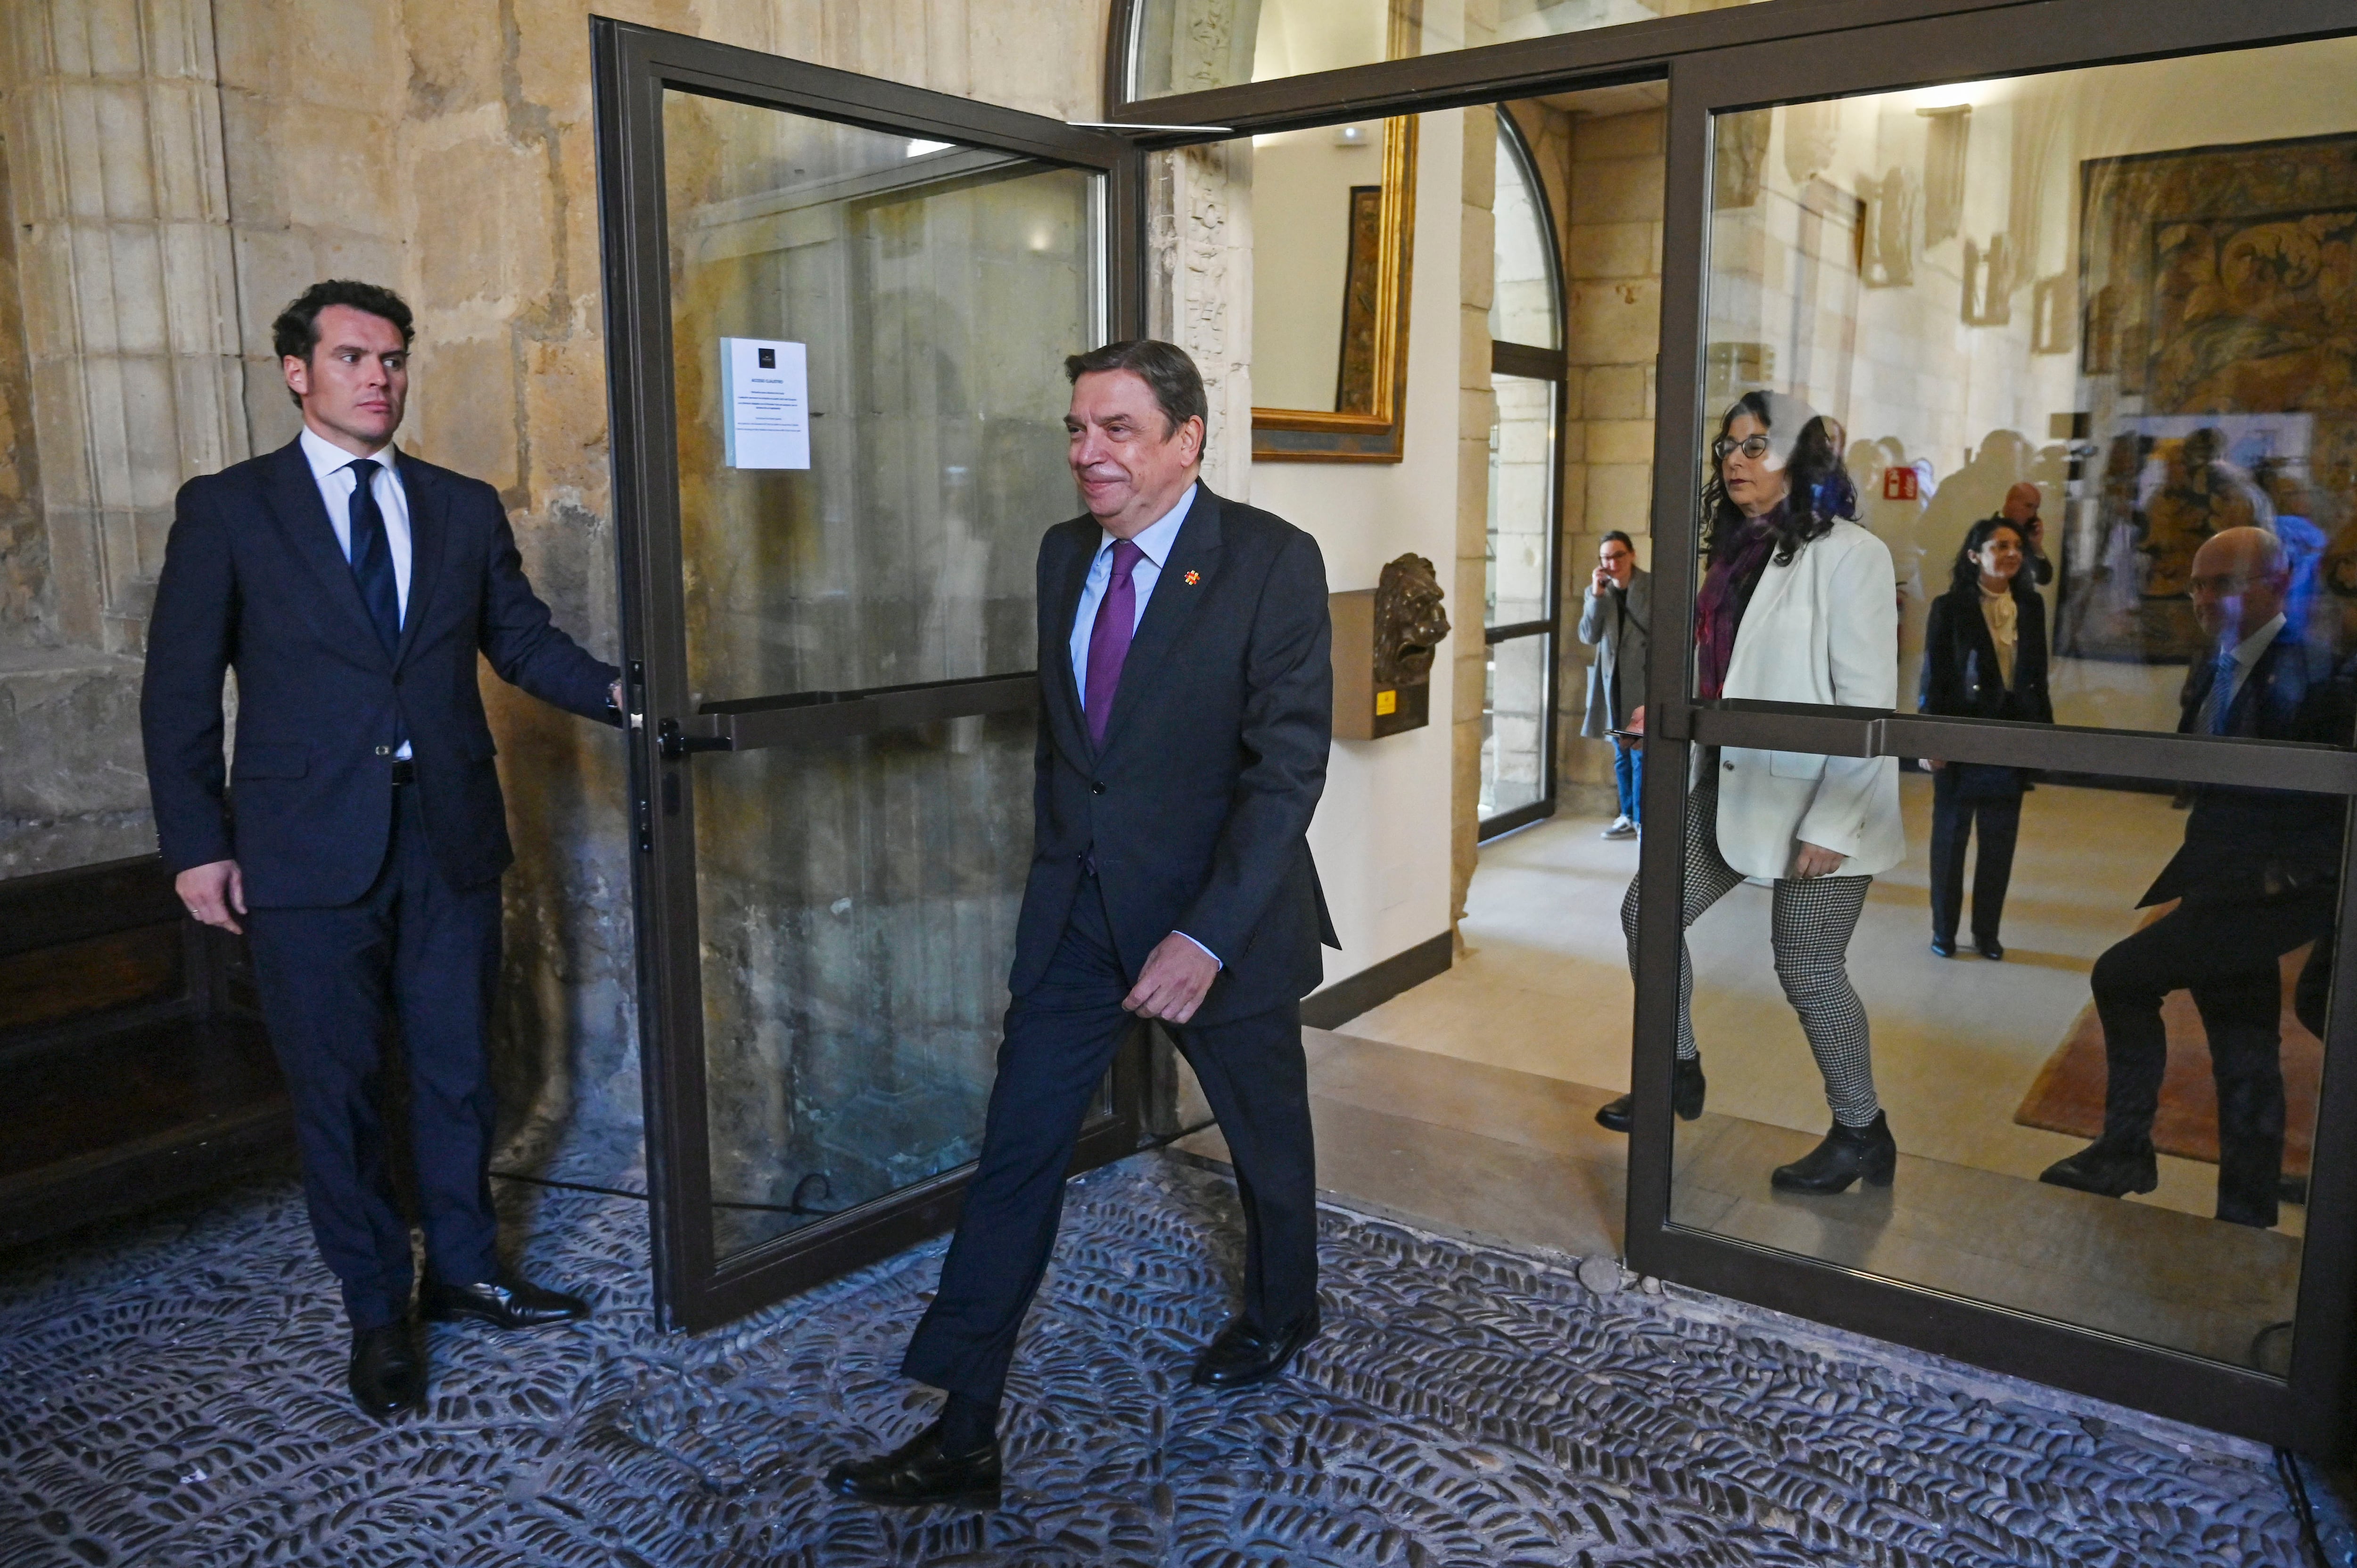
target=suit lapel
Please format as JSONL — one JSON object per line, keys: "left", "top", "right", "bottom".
{"left": 1040, "top": 519, "right": 1098, "bottom": 760}
{"left": 394, "top": 451, "right": 447, "bottom": 667}
{"left": 1097, "top": 485, "right": 1225, "bottom": 757}
{"left": 263, "top": 438, "right": 388, "bottom": 666}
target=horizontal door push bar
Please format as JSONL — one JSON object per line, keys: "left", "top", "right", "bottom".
{"left": 658, "top": 672, "right": 1040, "bottom": 758}
{"left": 1671, "top": 699, "right": 2357, "bottom": 798}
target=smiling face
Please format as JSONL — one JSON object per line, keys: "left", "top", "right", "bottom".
{"left": 1974, "top": 525, "right": 2025, "bottom": 587}
{"left": 2189, "top": 526, "right": 2289, "bottom": 642}
{"left": 284, "top": 304, "right": 408, "bottom": 455}
{"left": 1718, "top": 411, "right": 1790, "bottom": 518}
{"left": 1065, "top": 369, "right": 1203, "bottom": 538}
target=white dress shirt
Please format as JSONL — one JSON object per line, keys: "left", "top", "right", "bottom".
{"left": 1069, "top": 482, "right": 1196, "bottom": 708}
{"left": 300, "top": 424, "right": 412, "bottom": 757}
{"left": 1064, "top": 481, "right": 1218, "bottom": 968}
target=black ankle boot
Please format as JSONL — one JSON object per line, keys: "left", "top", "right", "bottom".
{"left": 1594, "top": 1056, "right": 1706, "bottom": 1133}
{"left": 1771, "top": 1112, "right": 1896, "bottom": 1194}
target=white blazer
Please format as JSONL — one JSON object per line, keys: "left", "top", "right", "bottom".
{"left": 1711, "top": 518, "right": 1905, "bottom": 879}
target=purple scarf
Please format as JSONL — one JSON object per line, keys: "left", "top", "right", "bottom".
{"left": 1695, "top": 508, "right": 1782, "bottom": 701}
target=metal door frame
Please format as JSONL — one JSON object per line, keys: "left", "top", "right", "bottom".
{"left": 1623, "top": 0, "right": 2357, "bottom": 1454}
{"left": 1087, "top": 0, "right": 2357, "bottom": 1451}
{"left": 591, "top": 16, "right": 1149, "bottom": 1332}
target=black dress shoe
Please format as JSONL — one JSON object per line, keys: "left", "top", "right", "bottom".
{"left": 1595, "top": 1056, "right": 1706, "bottom": 1133}
{"left": 2038, "top": 1137, "right": 2158, "bottom": 1199}
{"left": 826, "top": 1420, "right": 1002, "bottom": 1508}
{"left": 1190, "top": 1307, "right": 1321, "bottom": 1389}
{"left": 348, "top": 1322, "right": 424, "bottom": 1420}
{"left": 1929, "top": 936, "right": 1957, "bottom": 958}
{"left": 1771, "top": 1112, "right": 1896, "bottom": 1194}
{"left": 420, "top": 1270, "right": 591, "bottom": 1330}
{"left": 1974, "top": 936, "right": 2005, "bottom": 960}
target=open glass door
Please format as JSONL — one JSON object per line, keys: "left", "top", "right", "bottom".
{"left": 1627, "top": 4, "right": 2357, "bottom": 1450}
{"left": 593, "top": 21, "right": 1147, "bottom": 1330}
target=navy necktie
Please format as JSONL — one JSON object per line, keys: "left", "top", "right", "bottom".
{"left": 2209, "top": 645, "right": 2238, "bottom": 735}
{"left": 345, "top": 457, "right": 401, "bottom": 660}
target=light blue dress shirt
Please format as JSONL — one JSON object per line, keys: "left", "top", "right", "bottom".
{"left": 1065, "top": 482, "right": 1219, "bottom": 969}
{"left": 1069, "top": 482, "right": 1197, "bottom": 708}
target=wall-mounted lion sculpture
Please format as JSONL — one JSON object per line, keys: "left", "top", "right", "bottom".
{"left": 1372, "top": 552, "right": 1450, "bottom": 688}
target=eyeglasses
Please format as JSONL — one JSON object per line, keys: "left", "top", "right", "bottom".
{"left": 1712, "top": 434, "right": 1772, "bottom": 462}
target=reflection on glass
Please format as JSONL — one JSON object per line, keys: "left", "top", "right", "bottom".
{"left": 1482, "top": 632, "right": 1550, "bottom": 819}
{"left": 1667, "top": 763, "right": 2344, "bottom": 1371}
{"left": 1129, "top": 0, "right": 1764, "bottom": 100}
{"left": 662, "top": 93, "right": 1101, "bottom": 1256}
{"left": 1704, "top": 37, "right": 2357, "bottom": 737}
{"left": 1249, "top": 121, "right": 1397, "bottom": 412}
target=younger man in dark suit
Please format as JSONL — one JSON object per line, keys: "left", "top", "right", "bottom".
{"left": 141, "top": 281, "right": 621, "bottom": 1418}
{"left": 830, "top": 340, "right": 1337, "bottom": 1507}
{"left": 2041, "top": 528, "right": 2351, "bottom": 1227}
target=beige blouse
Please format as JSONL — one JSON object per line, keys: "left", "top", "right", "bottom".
{"left": 1978, "top": 586, "right": 2018, "bottom": 689}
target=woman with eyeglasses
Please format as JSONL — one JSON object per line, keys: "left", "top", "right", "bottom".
{"left": 1918, "top": 515, "right": 2052, "bottom": 960}
{"left": 1596, "top": 390, "right": 1905, "bottom": 1197}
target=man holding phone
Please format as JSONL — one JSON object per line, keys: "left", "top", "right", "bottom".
{"left": 1577, "top": 531, "right": 1651, "bottom": 838}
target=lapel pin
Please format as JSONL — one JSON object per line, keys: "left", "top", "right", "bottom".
{"left": 1183, "top": 570, "right": 1201, "bottom": 585}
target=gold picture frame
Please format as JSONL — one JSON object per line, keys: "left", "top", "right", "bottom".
{"left": 1251, "top": 115, "right": 1419, "bottom": 464}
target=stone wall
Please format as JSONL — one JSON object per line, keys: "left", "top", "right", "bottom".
{"left": 0, "top": 0, "right": 1113, "bottom": 1156}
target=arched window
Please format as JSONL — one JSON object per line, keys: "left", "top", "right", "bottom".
{"left": 1481, "top": 111, "right": 1567, "bottom": 834}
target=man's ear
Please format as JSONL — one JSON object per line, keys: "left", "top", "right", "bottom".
{"left": 283, "top": 353, "right": 310, "bottom": 401}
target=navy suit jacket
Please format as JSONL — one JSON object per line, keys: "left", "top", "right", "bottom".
{"left": 1014, "top": 484, "right": 1339, "bottom": 1026}
{"left": 140, "top": 437, "right": 619, "bottom": 907}
{"left": 2145, "top": 632, "right": 2354, "bottom": 909}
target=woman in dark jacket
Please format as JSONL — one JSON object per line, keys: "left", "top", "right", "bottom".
{"left": 1918, "top": 514, "right": 2053, "bottom": 959}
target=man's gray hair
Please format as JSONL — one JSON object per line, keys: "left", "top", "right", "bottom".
{"left": 1064, "top": 339, "right": 1207, "bottom": 438}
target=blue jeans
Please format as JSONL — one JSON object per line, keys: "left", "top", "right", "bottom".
{"left": 1612, "top": 735, "right": 1643, "bottom": 824}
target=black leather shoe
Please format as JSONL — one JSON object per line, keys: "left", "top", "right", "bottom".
{"left": 1974, "top": 936, "right": 2005, "bottom": 960}
{"left": 2039, "top": 1137, "right": 2158, "bottom": 1199}
{"left": 348, "top": 1322, "right": 424, "bottom": 1420}
{"left": 1771, "top": 1112, "right": 1897, "bottom": 1194}
{"left": 1929, "top": 936, "right": 1957, "bottom": 958}
{"left": 1190, "top": 1307, "right": 1321, "bottom": 1389}
{"left": 420, "top": 1270, "right": 591, "bottom": 1330}
{"left": 826, "top": 1420, "right": 1002, "bottom": 1508}
{"left": 1595, "top": 1056, "right": 1706, "bottom": 1133}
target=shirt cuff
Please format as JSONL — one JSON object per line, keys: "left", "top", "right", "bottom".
{"left": 1174, "top": 930, "right": 1223, "bottom": 969}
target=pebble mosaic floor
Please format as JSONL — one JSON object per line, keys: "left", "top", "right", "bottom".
{"left": 0, "top": 1150, "right": 2331, "bottom": 1567}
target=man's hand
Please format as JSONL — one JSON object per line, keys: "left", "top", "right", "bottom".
{"left": 177, "top": 859, "right": 247, "bottom": 934}
{"left": 1791, "top": 840, "right": 1847, "bottom": 879}
{"left": 1123, "top": 932, "right": 1220, "bottom": 1024}
{"left": 1591, "top": 564, "right": 1612, "bottom": 594}
{"left": 609, "top": 679, "right": 625, "bottom": 712}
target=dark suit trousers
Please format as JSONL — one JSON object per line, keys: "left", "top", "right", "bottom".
{"left": 2091, "top": 888, "right": 2335, "bottom": 1228}
{"left": 244, "top": 784, "right": 503, "bottom": 1328}
{"left": 1927, "top": 767, "right": 2020, "bottom": 946}
{"left": 902, "top": 873, "right": 1318, "bottom": 1408}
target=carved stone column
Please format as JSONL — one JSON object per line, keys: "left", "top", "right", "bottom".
{"left": 1, "top": 0, "right": 247, "bottom": 657}
{"left": 1147, "top": 140, "right": 1254, "bottom": 500}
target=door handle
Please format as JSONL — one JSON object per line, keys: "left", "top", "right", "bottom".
{"left": 657, "top": 718, "right": 733, "bottom": 759}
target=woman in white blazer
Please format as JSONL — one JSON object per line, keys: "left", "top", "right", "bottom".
{"left": 1596, "top": 391, "right": 1904, "bottom": 1196}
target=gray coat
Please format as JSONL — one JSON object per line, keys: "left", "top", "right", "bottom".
{"left": 1576, "top": 566, "right": 1651, "bottom": 738}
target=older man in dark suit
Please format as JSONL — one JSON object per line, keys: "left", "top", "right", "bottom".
{"left": 2042, "top": 527, "right": 2351, "bottom": 1227}
{"left": 141, "top": 280, "right": 621, "bottom": 1419}
{"left": 829, "top": 340, "right": 1337, "bottom": 1508}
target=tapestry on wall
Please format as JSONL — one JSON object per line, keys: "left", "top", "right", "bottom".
{"left": 2058, "top": 131, "right": 2357, "bottom": 663}
{"left": 1334, "top": 184, "right": 1385, "bottom": 414}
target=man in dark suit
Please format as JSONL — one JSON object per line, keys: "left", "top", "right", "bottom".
{"left": 141, "top": 280, "right": 622, "bottom": 1418}
{"left": 829, "top": 340, "right": 1336, "bottom": 1507}
{"left": 2042, "top": 528, "right": 2350, "bottom": 1227}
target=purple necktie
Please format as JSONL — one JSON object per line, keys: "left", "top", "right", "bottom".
{"left": 1084, "top": 540, "right": 1145, "bottom": 747}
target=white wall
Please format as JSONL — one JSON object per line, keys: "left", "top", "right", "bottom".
{"left": 1252, "top": 109, "right": 1466, "bottom": 984}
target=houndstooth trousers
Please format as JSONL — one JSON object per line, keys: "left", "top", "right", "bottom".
{"left": 1619, "top": 763, "right": 1883, "bottom": 1128}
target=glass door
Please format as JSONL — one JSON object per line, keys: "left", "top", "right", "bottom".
{"left": 1627, "top": 5, "right": 2357, "bottom": 1450}
{"left": 593, "top": 22, "right": 1146, "bottom": 1330}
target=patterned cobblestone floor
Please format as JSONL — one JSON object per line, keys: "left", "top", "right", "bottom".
{"left": 0, "top": 1150, "right": 2326, "bottom": 1566}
